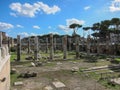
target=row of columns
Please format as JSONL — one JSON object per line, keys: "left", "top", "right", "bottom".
{"left": 16, "top": 34, "right": 81, "bottom": 61}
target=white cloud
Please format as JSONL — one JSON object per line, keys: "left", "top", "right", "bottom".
{"left": 66, "top": 18, "right": 85, "bottom": 26}
{"left": 58, "top": 18, "right": 85, "bottom": 33}
{"left": 109, "top": 0, "right": 120, "bottom": 12}
{"left": 19, "top": 32, "right": 29, "bottom": 37}
{"left": 16, "top": 24, "right": 24, "bottom": 28}
{"left": 33, "top": 25, "right": 40, "bottom": 29}
{"left": 0, "top": 22, "right": 14, "bottom": 30}
{"left": 9, "top": 2, "right": 61, "bottom": 17}
{"left": 30, "top": 33, "right": 37, "bottom": 36}
{"left": 48, "top": 26, "right": 52, "bottom": 29}
{"left": 18, "top": 32, "right": 38, "bottom": 37}
{"left": 58, "top": 25, "right": 70, "bottom": 32}
{"left": 49, "top": 32, "right": 59, "bottom": 34}
{"left": 84, "top": 6, "right": 91, "bottom": 10}
{"left": 10, "top": 12, "right": 17, "bottom": 17}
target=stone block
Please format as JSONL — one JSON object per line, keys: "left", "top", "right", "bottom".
{"left": 52, "top": 81, "right": 66, "bottom": 90}
{"left": 14, "top": 81, "right": 23, "bottom": 86}
{"left": 44, "top": 85, "right": 53, "bottom": 90}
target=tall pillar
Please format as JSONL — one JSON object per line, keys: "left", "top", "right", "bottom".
{"left": 68, "top": 38, "right": 71, "bottom": 51}
{"left": 97, "top": 38, "right": 100, "bottom": 54}
{"left": 28, "top": 37, "right": 30, "bottom": 54}
{"left": 0, "top": 32, "right": 2, "bottom": 47}
{"left": 17, "top": 35, "right": 21, "bottom": 61}
{"left": 34, "top": 36, "right": 38, "bottom": 60}
{"left": 63, "top": 35, "right": 67, "bottom": 59}
{"left": 50, "top": 34, "right": 54, "bottom": 60}
{"left": 87, "top": 35, "right": 90, "bottom": 55}
{"left": 54, "top": 37, "right": 56, "bottom": 52}
{"left": 46, "top": 37, "right": 48, "bottom": 53}
{"left": 11, "top": 38, "right": 14, "bottom": 47}
{"left": 75, "top": 36, "right": 79, "bottom": 59}
{"left": 7, "top": 37, "right": 10, "bottom": 53}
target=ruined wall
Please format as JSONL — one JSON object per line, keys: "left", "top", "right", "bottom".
{"left": 0, "top": 45, "right": 10, "bottom": 90}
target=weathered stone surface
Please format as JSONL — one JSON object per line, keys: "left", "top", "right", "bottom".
{"left": 31, "top": 62, "right": 36, "bottom": 67}
{"left": 49, "top": 34, "right": 54, "bottom": 60}
{"left": 71, "top": 67, "right": 79, "bottom": 72}
{"left": 52, "top": 81, "right": 66, "bottom": 89}
{"left": 18, "top": 72, "right": 37, "bottom": 78}
{"left": 110, "top": 78, "right": 120, "bottom": 85}
{"left": 34, "top": 36, "right": 39, "bottom": 60}
{"left": 44, "top": 85, "right": 53, "bottom": 90}
{"left": 14, "top": 81, "right": 23, "bottom": 86}
{"left": 11, "top": 68, "right": 17, "bottom": 74}
{"left": 63, "top": 35, "right": 67, "bottom": 59}
{"left": 17, "top": 35, "right": 21, "bottom": 61}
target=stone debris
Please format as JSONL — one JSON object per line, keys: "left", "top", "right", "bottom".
{"left": 18, "top": 71, "right": 37, "bottom": 78}
{"left": 44, "top": 85, "right": 53, "bottom": 90}
{"left": 110, "top": 78, "right": 120, "bottom": 85}
{"left": 52, "top": 81, "right": 66, "bottom": 89}
{"left": 11, "top": 68, "right": 17, "bottom": 74}
{"left": 25, "top": 56, "right": 33, "bottom": 60}
{"left": 14, "top": 81, "right": 23, "bottom": 86}
{"left": 71, "top": 67, "right": 79, "bottom": 72}
{"left": 31, "top": 62, "right": 36, "bottom": 67}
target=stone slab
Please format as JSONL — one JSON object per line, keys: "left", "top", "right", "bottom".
{"left": 14, "top": 81, "right": 23, "bottom": 86}
{"left": 31, "top": 62, "right": 36, "bottom": 67}
{"left": 52, "top": 81, "right": 66, "bottom": 89}
{"left": 111, "top": 78, "right": 120, "bottom": 85}
{"left": 44, "top": 85, "right": 53, "bottom": 90}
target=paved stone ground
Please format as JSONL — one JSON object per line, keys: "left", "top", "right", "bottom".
{"left": 11, "top": 60, "right": 110, "bottom": 90}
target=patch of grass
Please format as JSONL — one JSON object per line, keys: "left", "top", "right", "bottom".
{"left": 10, "top": 73, "right": 19, "bottom": 85}
{"left": 10, "top": 52, "right": 17, "bottom": 62}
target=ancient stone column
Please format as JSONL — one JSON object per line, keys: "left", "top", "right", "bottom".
{"left": 54, "top": 37, "right": 56, "bottom": 52}
{"left": 50, "top": 34, "right": 54, "bottom": 60}
{"left": 34, "top": 36, "right": 38, "bottom": 60}
{"left": 46, "top": 37, "right": 48, "bottom": 53}
{"left": 97, "top": 38, "right": 100, "bottom": 54}
{"left": 0, "top": 32, "right": 2, "bottom": 47}
{"left": 17, "top": 35, "right": 21, "bottom": 61}
{"left": 11, "top": 38, "right": 14, "bottom": 47}
{"left": 75, "top": 36, "right": 79, "bottom": 59}
{"left": 28, "top": 37, "right": 30, "bottom": 54}
{"left": 63, "top": 35, "right": 67, "bottom": 59}
{"left": 7, "top": 37, "right": 10, "bottom": 53}
{"left": 68, "top": 38, "right": 71, "bottom": 51}
{"left": 0, "top": 47, "right": 1, "bottom": 61}
{"left": 87, "top": 35, "right": 90, "bottom": 55}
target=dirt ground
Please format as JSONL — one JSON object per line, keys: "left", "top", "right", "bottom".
{"left": 11, "top": 60, "right": 110, "bottom": 90}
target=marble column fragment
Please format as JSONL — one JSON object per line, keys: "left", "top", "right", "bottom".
{"left": 75, "top": 36, "right": 79, "bottom": 59}
{"left": 49, "top": 34, "right": 54, "bottom": 60}
{"left": 46, "top": 37, "right": 48, "bottom": 53}
{"left": 0, "top": 32, "right": 2, "bottom": 47}
{"left": 87, "top": 35, "right": 90, "bottom": 55}
{"left": 34, "top": 36, "right": 38, "bottom": 60}
{"left": 54, "top": 37, "right": 56, "bottom": 52}
{"left": 17, "top": 35, "right": 21, "bottom": 61}
{"left": 68, "top": 38, "right": 71, "bottom": 51}
{"left": 63, "top": 35, "right": 67, "bottom": 59}
{"left": 7, "top": 37, "right": 10, "bottom": 53}
{"left": 28, "top": 37, "right": 30, "bottom": 54}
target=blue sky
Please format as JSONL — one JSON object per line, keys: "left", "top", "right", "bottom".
{"left": 0, "top": 0, "right": 120, "bottom": 38}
